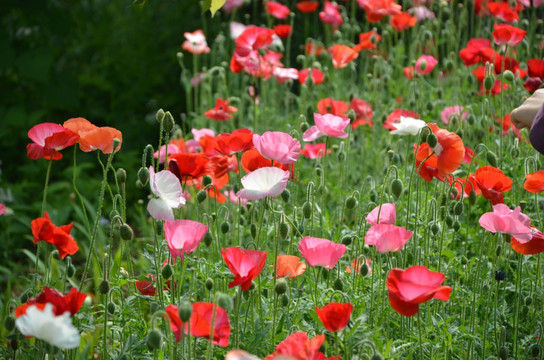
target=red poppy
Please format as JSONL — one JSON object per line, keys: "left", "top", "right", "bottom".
{"left": 305, "top": 41, "right": 325, "bottom": 57}
{"left": 275, "top": 254, "right": 306, "bottom": 278}
{"left": 470, "top": 166, "right": 512, "bottom": 204}
{"left": 403, "top": 66, "right": 415, "bottom": 80}
{"left": 214, "top": 128, "right": 254, "bottom": 156}
{"left": 26, "top": 123, "right": 80, "bottom": 160}
{"left": 241, "top": 148, "right": 292, "bottom": 173}
{"left": 264, "top": 332, "right": 328, "bottom": 360}
{"left": 317, "top": 98, "right": 349, "bottom": 116}
{"left": 427, "top": 123, "right": 465, "bottom": 174}
{"left": 496, "top": 113, "right": 521, "bottom": 139}
{"left": 165, "top": 304, "right": 189, "bottom": 342}
{"left": 360, "top": 0, "right": 402, "bottom": 22}
{"left": 528, "top": 59, "right": 544, "bottom": 79}
{"left": 204, "top": 98, "right": 238, "bottom": 121}
{"left": 384, "top": 109, "right": 420, "bottom": 131}
{"left": 493, "top": 55, "right": 527, "bottom": 77}
{"left": 168, "top": 153, "right": 211, "bottom": 183}
{"left": 191, "top": 302, "right": 231, "bottom": 347}
{"left": 350, "top": 97, "right": 373, "bottom": 128}
{"left": 298, "top": 68, "right": 324, "bottom": 85}
{"left": 15, "top": 287, "right": 86, "bottom": 317}
{"left": 415, "top": 143, "right": 445, "bottom": 182}
{"left": 448, "top": 176, "right": 479, "bottom": 200}
{"left": 221, "top": 247, "right": 267, "bottom": 290}
{"left": 234, "top": 26, "right": 275, "bottom": 57}
{"left": 31, "top": 212, "right": 78, "bottom": 259}
{"left": 459, "top": 38, "right": 497, "bottom": 66}
{"left": 390, "top": 12, "right": 417, "bottom": 32}
{"left": 492, "top": 23, "right": 526, "bottom": 47}
{"left": 524, "top": 77, "right": 543, "bottom": 92}
{"left": 315, "top": 302, "right": 353, "bottom": 332}
{"left": 488, "top": 1, "right": 520, "bottom": 23}
{"left": 387, "top": 266, "right": 451, "bottom": 317}
{"left": 273, "top": 24, "right": 292, "bottom": 39}
{"left": 328, "top": 44, "right": 358, "bottom": 69}
{"left": 266, "top": 1, "right": 290, "bottom": 19}
{"left": 511, "top": 228, "right": 544, "bottom": 255}
{"left": 353, "top": 30, "right": 381, "bottom": 51}
{"left": 135, "top": 277, "right": 175, "bottom": 297}
{"left": 479, "top": 79, "right": 509, "bottom": 96}
{"left": 63, "top": 117, "right": 122, "bottom": 154}
{"left": 296, "top": 0, "right": 320, "bottom": 12}
{"left": 524, "top": 170, "right": 544, "bottom": 193}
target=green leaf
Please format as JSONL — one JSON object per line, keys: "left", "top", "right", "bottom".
{"left": 209, "top": 0, "right": 226, "bottom": 17}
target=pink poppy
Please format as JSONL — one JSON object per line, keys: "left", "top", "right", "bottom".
{"left": 415, "top": 55, "right": 438, "bottom": 75}
{"left": 298, "top": 237, "right": 346, "bottom": 269}
{"left": 365, "top": 203, "right": 396, "bottom": 225}
{"left": 273, "top": 67, "right": 299, "bottom": 83}
{"left": 408, "top": 6, "right": 435, "bottom": 20}
{"left": 253, "top": 131, "right": 301, "bottom": 164}
{"left": 0, "top": 203, "right": 5, "bottom": 216}
{"left": 301, "top": 143, "right": 331, "bottom": 159}
{"left": 319, "top": 1, "right": 343, "bottom": 27}
{"left": 302, "top": 113, "right": 350, "bottom": 141}
{"left": 266, "top": 1, "right": 290, "bottom": 19}
{"left": 224, "top": 190, "right": 248, "bottom": 205}
{"left": 154, "top": 144, "right": 181, "bottom": 164}
{"left": 235, "top": 26, "right": 275, "bottom": 57}
{"left": 479, "top": 204, "right": 532, "bottom": 242}
{"left": 147, "top": 167, "right": 186, "bottom": 221}
{"left": 182, "top": 30, "right": 210, "bottom": 55}
{"left": 164, "top": 220, "right": 208, "bottom": 259}
{"left": 221, "top": 247, "right": 267, "bottom": 290}
{"left": 365, "top": 224, "right": 412, "bottom": 253}
{"left": 236, "top": 167, "right": 290, "bottom": 201}
{"left": 441, "top": 106, "right": 468, "bottom": 125}
{"left": 26, "top": 123, "right": 80, "bottom": 160}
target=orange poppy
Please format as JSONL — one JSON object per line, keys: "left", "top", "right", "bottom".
{"left": 168, "top": 153, "right": 211, "bottom": 183}
{"left": 204, "top": 98, "right": 238, "bottom": 121}
{"left": 390, "top": 12, "right": 417, "bottom": 32}
{"left": 296, "top": 0, "right": 320, "bottom": 12}
{"left": 345, "top": 257, "right": 372, "bottom": 275}
{"left": 274, "top": 255, "right": 307, "bottom": 278}
{"left": 196, "top": 173, "right": 229, "bottom": 203}
{"left": 63, "top": 117, "right": 122, "bottom": 154}
{"left": 241, "top": 149, "right": 291, "bottom": 173}
{"left": 511, "top": 229, "right": 544, "bottom": 255}
{"left": 361, "top": 0, "right": 402, "bottom": 22}
{"left": 448, "top": 176, "right": 480, "bottom": 200}
{"left": 317, "top": 98, "right": 349, "bottom": 116}
{"left": 470, "top": 166, "right": 512, "bottom": 204}
{"left": 427, "top": 123, "right": 465, "bottom": 175}
{"left": 415, "top": 143, "right": 444, "bottom": 182}
{"left": 524, "top": 170, "right": 544, "bottom": 193}
{"left": 353, "top": 30, "right": 381, "bottom": 52}
{"left": 328, "top": 44, "right": 358, "bottom": 69}
{"left": 213, "top": 128, "right": 254, "bottom": 156}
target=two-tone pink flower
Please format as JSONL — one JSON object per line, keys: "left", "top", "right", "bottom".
{"left": 303, "top": 113, "right": 350, "bottom": 141}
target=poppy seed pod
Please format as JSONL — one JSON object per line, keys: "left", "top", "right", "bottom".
{"left": 137, "top": 167, "right": 150, "bottom": 186}
{"left": 178, "top": 301, "right": 193, "bottom": 322}
{"left": 275, "top": 278, "right": 288, "bottom": 294}
{"left": 156, "top": 108, "right": 165, "bottom": 123}
{"left": 146, "top": 329, "right": 162, "bottom": 351}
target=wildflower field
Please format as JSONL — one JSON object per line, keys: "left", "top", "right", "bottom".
{"left": 2, "top": 0, "right": 544, "bottom": 359}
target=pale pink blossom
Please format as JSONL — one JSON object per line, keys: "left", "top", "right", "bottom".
{"left": 164, "top": 219, "right": 208, "bottom": 259}
{"left": 154, "top": 144, "right": 181, "bottom": 164}
{"left": 415, "top": 55, "right": 438, "bottom": 75}
{"left": 237, "top": 167, "right": 290, "bottom": 200}
{"left": 303, "top": 113, "right": 350, "bottom": 141}
{"left": 366, "top": 203, "right": 396, "bottom": 225}
{"left": 298, "top": 237, "right": 346, "bottom": 269}
{"left": 147, "top": 167, "right": 186, "bottom": 221}
{"left": 441, "top": 106, "right": 469, "bottom": 125}
{"left": 182, "top": 30, "right": 210, "bottom": 55}
{"left": 365, "top": 224, "right": 412, "bottom": 253}
{"left": 253, "top": 131, "right": 300, "bottom": 164}
{"left": 223, "top": 0, "right": 245, "bottom": 13}
{"left": 479, "top": 204, "right": 532, "bottom": 242}
{"left": 408, "top": 6, "right": 435, "bottom": 20}
{"left": 273, "top": 67, "right": 299, "bottom": 83}
{"left": 224, "top": 190, "right": 248, "bottom": 206}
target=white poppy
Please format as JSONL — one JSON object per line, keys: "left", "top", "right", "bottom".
{"left": 390, "top": 116, "right": 426, "bottom": 136}
{"left": 147, "top": 166, "right": 186, "bottom": 221}
{"left": 236, "top": 167, "right": 290, "bottom": 201}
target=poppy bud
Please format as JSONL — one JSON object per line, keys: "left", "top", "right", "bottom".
{"left": 525, "top": 296, "right": 533, "bottom": 306}
{"left": 205, "top": 278, "right": 214, "bottom": 290}
{"left": 370, "top": 190, "right": 378, "bottom": 203}
{"left": 116, "top": 168, "right": 127, "bottom": 184}
{"left": 282, "top": 294, "right": 289, "bottom": 307}
{"left": 408, "top": 99, "right": 416, "bottom": 109}
{"left": 445, "top": 215, "right": 454, "bottom": 227}
{"left": 321, "top": 269, "right": 329, "bottom": 280}
{"left": 9, "top": 338, "right": 17, "bottom": 351}
{"left": 261, "top": 287, "right": 267, "bottom": 298}
{"left": 156, "top": 108, "right": 165, "bottom": 123}
{"left": 426, "top": 101, "right": 434, "bottom": 112}
{"left": 371, "top": 354, "right": 384, "bottom": 360}
{"left": 389, "top": 178, "right": 403, "bottom": 199}
{"left": 529, "top": 344, "right": 541, "bottom": 357}
{"left": 279, "top": 222, "right": 289, "bottom": 239}
{"left": 510, "top": 146, "right": 519, "bottom": 159}
{"left": 112, "top": 138, "right": 121, "bottom": 151}
{"left": 275, "top": 278, "right": 288, "bottom": 295}
{"left": 66, "top": 264, "right": 76, "bottom": 278}
{"left": 107, "top": 303, "right": 116, "bottom": 315}
{"left": 494, "top": 270, "right": 506, "bottom": 281}
{"left": 456, "top": 129, "right": 463, "bottom": 138}
{"left": 203, "top": 232, "right": 213, "bottom": 247}
{"left": 4, "top": 315, "right": 15, "bottom": 332}
{"left": 297, "top": 223, "right": 305, "bottom": 235}
{"left": 197, "top": 190, "right": 207, "bottom": 203}
{"left": 486, "top": 151, "right": 498, "bottom": 167}
{"left": 146, "top": 329, "right": 163, "bottom": 351}
{"left": 361, "top": 263, "right": 370, "bottom": 276}
{"left": 337, "top": 150, "right": 346, "bottom": 162}
{"left": 179, "top": 301, "right": 193, "bottom": 321}
{"left": 467, "top": 114, "right": 475, "bottom": 125}
{"left": 281, "top": 189, "right": 290, "bottom": 202}
{"left": 519, "top": 200, "right": 527, "bottom": 211}
{"left": 468, "top": 190, "right": 477, "bottom": 205}
{"left": 333, "top": 277, "right": 343, "bottom": 291}
{"left": 21, "top": 291, "right": 31, "bottom": 303}
{"left": 303, "top": 202, "right": 312, "bottom": 219}
{"left": 341, "top": 235, "right": 352, "bottom": 246}
{"left": 220, "top": 221, "right": 230, "bottom": 234}
{"left": 345, "top": 196, "right": 357, "bottom": 210}
{"left": 453, "top": 220, "right": 461, "bottom": 232}
{"left": 51, "top": 249, "right": 60, "bottom": 260}
{"left": 484, "top": 76, "right": 494, "bottom": 91}
{"left": 135, "top": 180, "right": 144, "bottom": 189}
{"left": 436, "top": 88, "right": 443, "bottom": 99}
{"left": 98, "top": 280, "right": 110, "bottom": 295}
{"left": 120, "top": 223, "right": 134, "bottom": 241}
{"left": 161, "top": 264, "right": 173, "bottom": 279}
{"left": 454, "top": 202, "right": 464, "bottom": 216}
{"left": 110, "top": 209, "right": 120, "bottom": 220}
{"left": 137, "top": 167, "right": 150, "bottom": 186}
{"left": 431, "top": 223, "right": 440, "bottom": 235}
{"left": 445, "top": 60, "right": 454, "bottom": 72}
{"left": 250, "top": 223, "right": 257, "bottom": 239}
{"left": 162, "top": 111, "right": 175, "bottom": 133}
{"left": 315, "top": 164, "right": 322, "bottom": 177}
{"left": 202, "top": 175, "right": 212, "bottom": 186}
{"left": 460, "top": 256, "right": 468, "bottom": 265}
{"left": 300, "top": 121, "right": 309, "bottom": 133}
{"left": 216, "top": 292, "right": 234, "bottom": 311}
{"left": 503, "top": 70, "right": 514, "bottom": 83}
{"left": 498, "top": 346, "right": 508, "bottom": 360}
{"left": 495, "top": 245, "right": 502, "bottom": 257}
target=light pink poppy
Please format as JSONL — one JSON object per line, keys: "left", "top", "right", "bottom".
{"left": 365, "top": 224, "right": 412, "bottom": 253}
{"left": 266, "top": 1, "right": 290, "bottom": 19}
{"left": 0, "top": 204, "right": 5, "bottom": 216}
{"left": 479, "top": 204, "right": 532, "bottom": 242}
{"left": 441, "top": 106, "right": 468, "bottom": 125}
{"left": 319, "top": 1, "right": 343, "bottom": 27}
{"left": 182, "top": 30, "right": 210, "bottom": 55}
{"left": 224, "top": 190, "right": 248, "bottom": 205}
{"left": 154, "top": 144, "right": 181, "bottom": 164}
{"left": 147, "top": 167, "right": 186, "bottom": 221}
{"left": 303, "top": 113, "right": 350, "bottom": 141}
{"left": 237, "top": 167, "right": 290, "bottom": 201}
{"left": 415, "top": 55, "right": 438, "bottom": 75}
{"left": 273, "top": 67, "right": 299, "bottom": 83}
{"left": 407, "top": 6, "right": 435, "bottom": 20}
{"left": 164, "top": 220, "right": 208, "bottom": 259}
{"left": 253, "top": 131, "right": 300, "bottom": 164}
{"left": 298, "top": 237, "right": 346, "bottom": 269}
{"left": 366, "top": 203, "right": 396, "bottom": 225}
{"left": 301, "top": 143, "right": 331, "bottom": 159}
{"left": 229, "top": 22, "right": 248, "bottom": 39}
{"left": 223, "top": 0, "right": 245, "bottom": 13}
